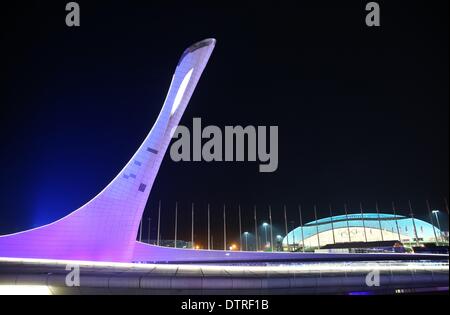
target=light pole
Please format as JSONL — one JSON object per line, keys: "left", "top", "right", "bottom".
{"left": 344, "top": 203, "right": 351, "bottom": 243}
{"left": 238, "top": 205, "right": 242, "bottom": 251}
{"left": 392, "top": 201, "right": 402, "bottom": 242}
{"left": 313, "top": 205, "right": 320, "bottom": 249}
{"left": 244, "top": 232, "right": 249, "bottom": 251}
{"left": 427, "top": 200, "right": 439, "bottom": 245}
{"left": 408, "top": 200, "right": 420, "bottom": 246}
{"left": 432, "top": 210, "right": 442, "bottom": 242}
{"left": 276, "top": 235, "right": 282, "bottom": 251}
{"left": 191, "top": 203, "right": 194, "bottom": 249}
{"left": 376, "top": 201, "right": 384, "bottom": 241}
{"left": 329, "top": 204, "right": 336, "bottom": 244}
{"left": 298, "top": 205, "right": 306, "bottom": 252}
{"left": 147, "top": 217, "right": 151, "bottom": 244}
{"left": 283, "top": 205, "right": 289, "bottom": 251}
{"left": 139, "top": 217, "right": 143, "bottom": 242}
{"left": 223, "top": 204, "right": 227, "bottom": 251}
{"left": 432, "top": 210, "right": 442, "bottom": 230}
{"left": 174, "top": 202, "right": 178, "bottom": 248}
{"left": 254, "top": 206, "right": 259, "bottom": 251}
{"left": 359, "top": 202, "right": 368, "bottom": 243}
{"left": 207, "top": 203, "right": 210, "bottom": 250}
{"left": 263, "top": 222, "right": 269, "bottom": 249}
{"left": 268, "top": 205, "right": 274, "bottom": 252}
{"left": 157, "top": 200, "right": 161, "bottom": 246}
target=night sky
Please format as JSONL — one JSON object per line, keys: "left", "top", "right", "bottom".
{"left": 0, "top": 1, "right": 448, "bottom": 248}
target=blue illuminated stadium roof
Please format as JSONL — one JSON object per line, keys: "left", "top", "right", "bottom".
{"left": 283, "top": 213, "right": 440, "bottom": 245}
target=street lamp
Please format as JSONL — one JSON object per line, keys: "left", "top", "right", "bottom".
{"left": 262, "top": 222, "right": 269, "bottom": 249}
{"left": 432, "top": 210, "right": 442, "bottom": 242}
{"left": 244, "top": 232, "right": 249, "bottom": 251}
{"left": 276, "top": 235, "right": 282, "bottom": 251}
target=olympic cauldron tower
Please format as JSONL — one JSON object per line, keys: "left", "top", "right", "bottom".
{"left": 0, "top": 39, "right": 216, "bottom": 262}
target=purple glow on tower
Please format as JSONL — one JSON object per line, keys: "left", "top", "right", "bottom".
{"left": 0, "top": 39, "right": 216, "bottom": 262}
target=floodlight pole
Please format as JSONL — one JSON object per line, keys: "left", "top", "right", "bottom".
{"left": 314, "top": 205, "right": 321, "bottom": 249}
{"left": 376, "top": 201, "right": 384, "bottom": 241}
{"left": 139, "top": 218, "right": 143, "bottom": 242}
{"left": 223, "top": 204, "right": 227, "bottom": 251}
{"left": 238, "top": 205, "right": 242, "bottom": 251}
{"left": 157, "top": 200, "right": 161, "bottom": 246}
{"left": 426, "top": 200, "right": 439, "bottom": 245}
{"left": 269, "top": 205, "right": 274, "bottom": 252}
{"left": 433, "top": 211, "right": 442, "bottom": 234}
{"left": 174, "top": 202, "right": 178, "bottom": 248}
{"left": 432, "top": 209, "right": 442, "bottom": 243}
{"left": 147, "top": 217, "right": 151, "bottom": 244}
{"left": 207, "top": 203, "right": 211, "bottom": 250}
{"left": 298, "top": 205, "right": 305, "bottom": 252}
{"left": 408, "top": 200, "right": 420, "bottom": 246}
{"left": 244, "top": 232, "right": 249, "bottom": 251}
{"left": 344, "top": 203, "right": 351, "bottom": 242}
{"left": 263, "top": 224, "right": 268, "bottom": 248}
{"left": 329, "top": 203, "right": 336, "bottom": 244}
{"left": 359, "top": 202, "right": 368, "bottom": 243}
{"left": 392, "top": 201, "right": 402, "bottom": 242}
{"left": 284, "top": 205, "right": 289, "bottom": 251}
{"left": 191, "top": 203, "right": 194, "bottom": 248}
{"left": 254, "top": 206, "right": 259, "bottom": 251}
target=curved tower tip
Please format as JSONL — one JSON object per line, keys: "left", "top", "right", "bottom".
{"left": 187, "top": 38, "right": 216, "bottom": 52}
{"left": 177, "top": 38, "right": 216, "bottom": 66}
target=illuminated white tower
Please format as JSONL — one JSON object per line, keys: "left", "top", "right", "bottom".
{"left": 0, "top": 39, "right": 216, "bottom": 262}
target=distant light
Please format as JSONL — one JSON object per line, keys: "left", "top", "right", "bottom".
{"left": 276, "top": 235, "right": 282, "bottom": 239}
{"left": 0, "top": 285, "right": 51, "bottom": 295}
{"left": 262, "top": 222, "right": 269, "bottom": 227}
{"left": 432, "top": 210, "right": 440, "bottom": 214}
{"left": 195, "top": 245, "right": 200, "bottom": 250}
{"left": 244, "top": 232, "right": 249, "bottom": 235}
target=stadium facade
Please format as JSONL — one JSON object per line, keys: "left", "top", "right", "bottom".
{"left": 283, "top": 213, "right": 442, "bottom": 249}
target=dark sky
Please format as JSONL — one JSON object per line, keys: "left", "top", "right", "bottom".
{"left": 0, "top": 1, "right": 448, "bottom": 247}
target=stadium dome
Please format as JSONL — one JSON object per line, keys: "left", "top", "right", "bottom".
{"left": 282, "top": 213, "right": 441, "bottom": 249}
